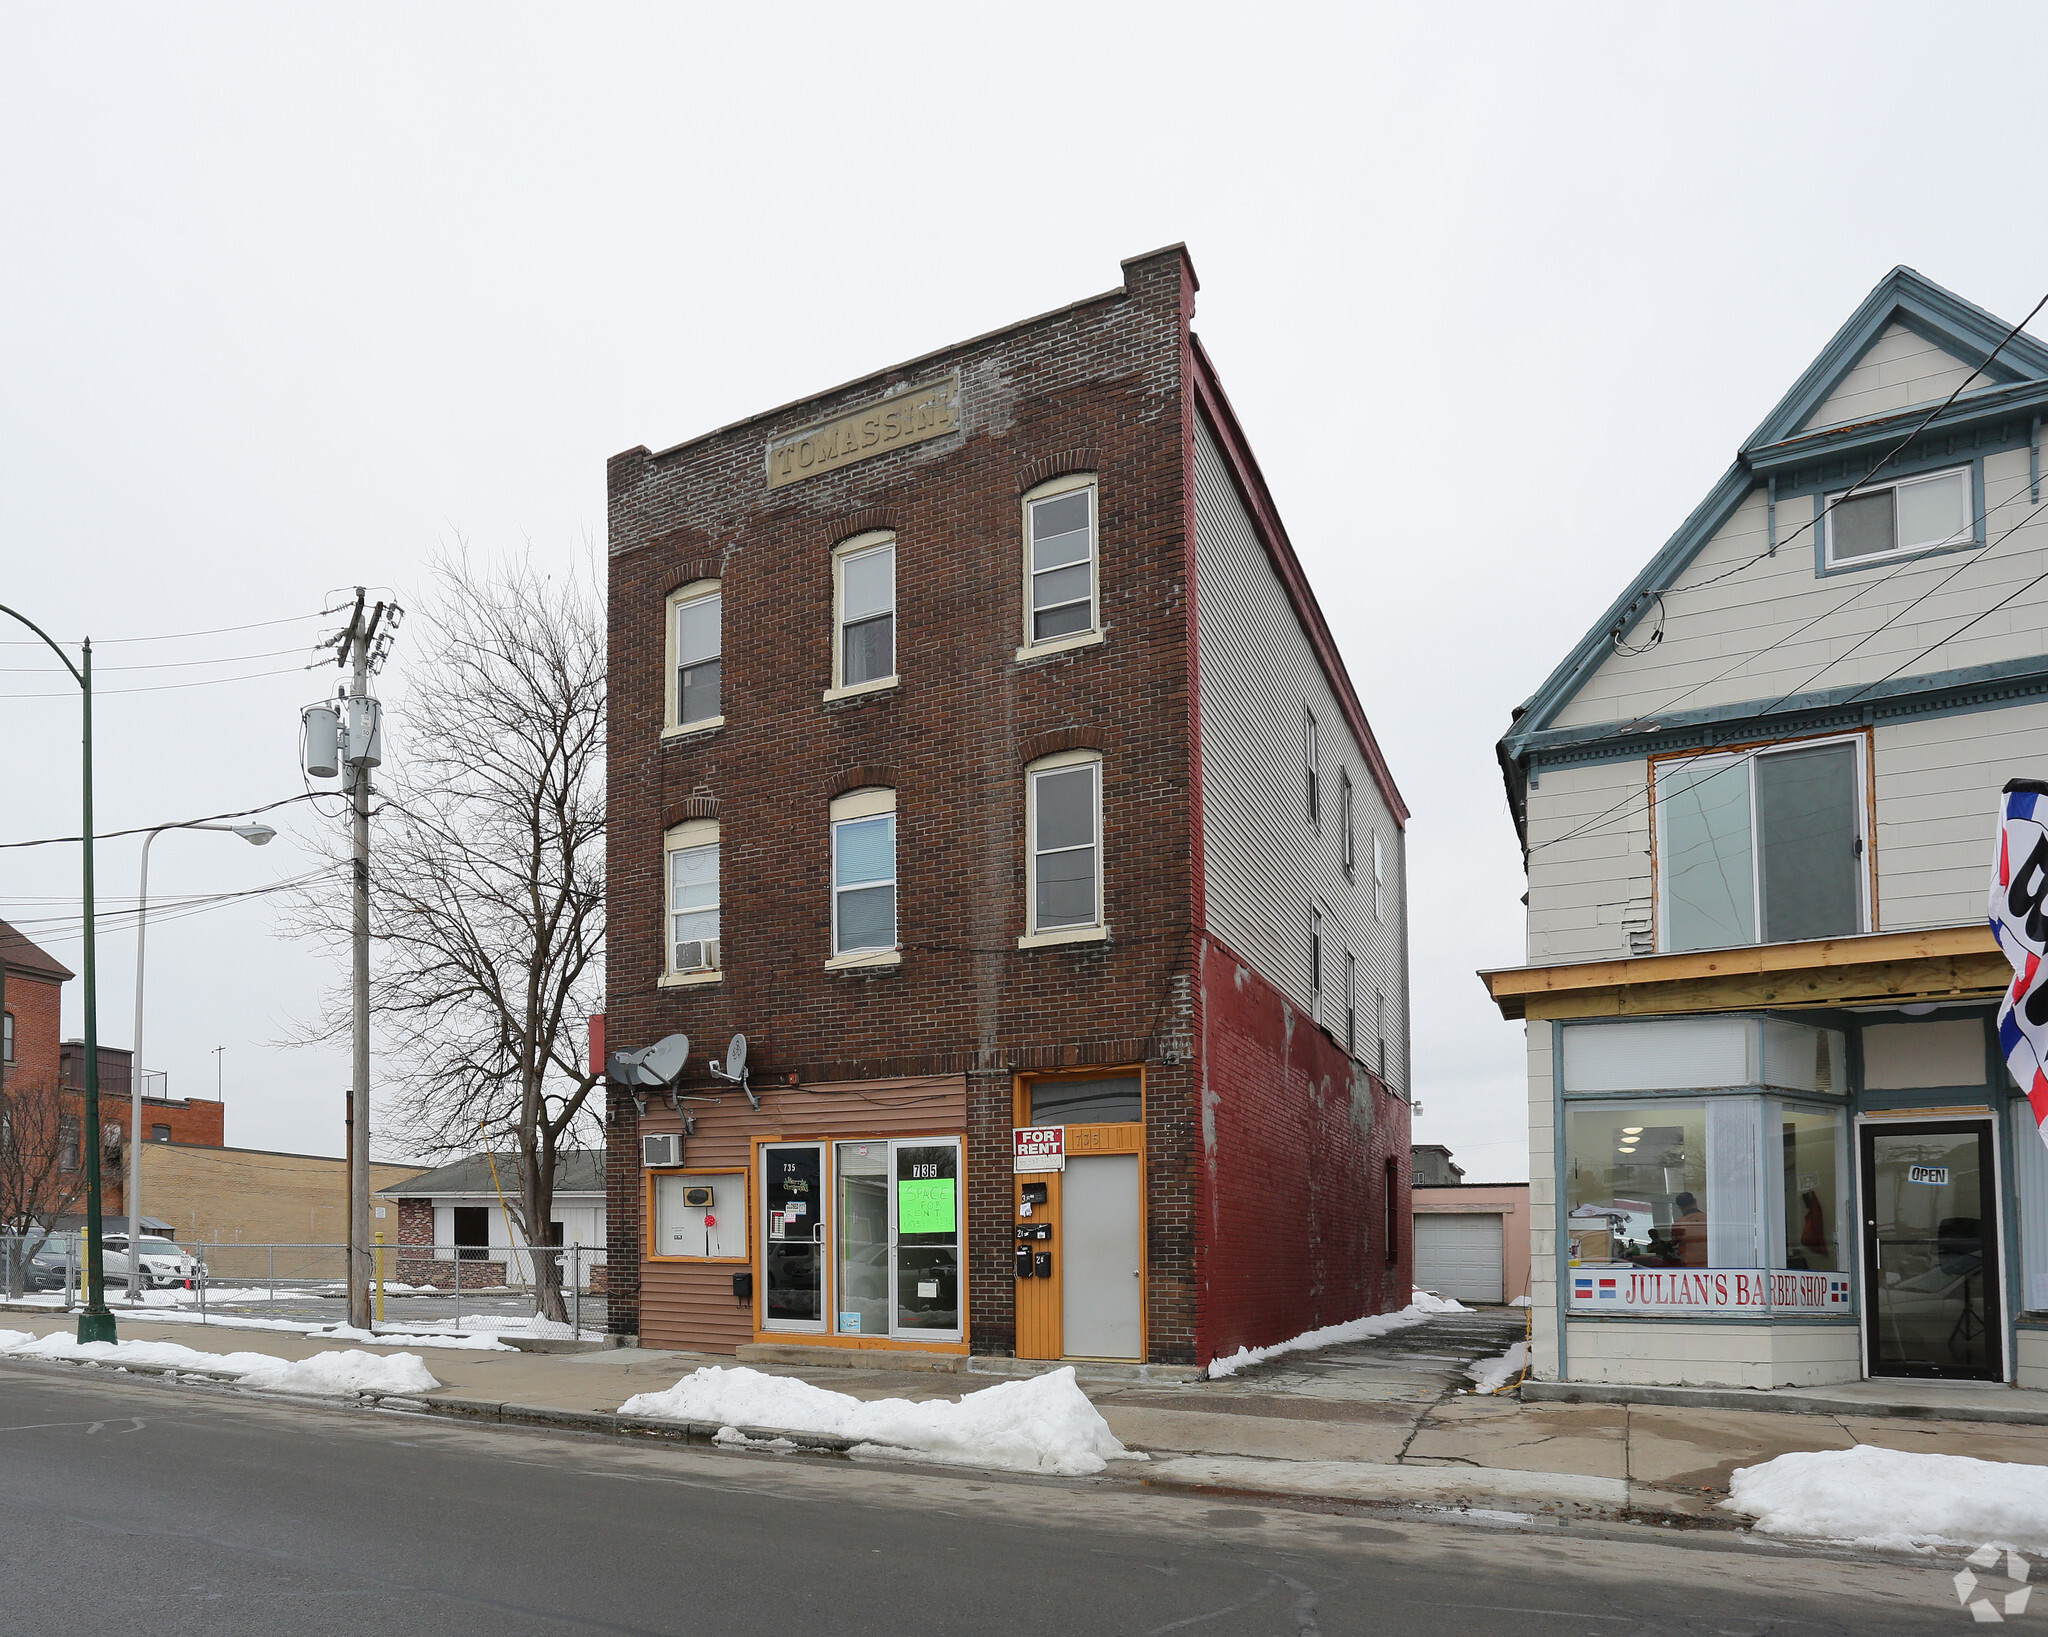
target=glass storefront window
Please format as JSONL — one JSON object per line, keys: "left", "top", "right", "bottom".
{"left": 1778, "top": 1106, "right": 1844, "bottom": 1272}
{"left": 1566, "top": 1104, "right": 1709, "bottom": 1267}
{"left": 894, "top": 1143, "right": 959, "bottom": 1332}
{"left": 1567, "top": 1098, "right": 1844, "bottom": 1275}
{"left": 834, "top": 1142, "right": 890, "bottom": 1337}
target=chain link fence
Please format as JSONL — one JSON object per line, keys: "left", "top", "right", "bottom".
{"left": 1, "top": 1234, "right": 607, "bottom": 1338}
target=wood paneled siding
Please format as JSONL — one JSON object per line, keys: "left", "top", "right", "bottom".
{"left": 1873, "top": 700, "right": 2048, "bottom": 931}
{"left": 1191, "top": 417, "right": 1409, "bottom": 1091}
{"left": 1552, "top": 446, "right": 2048, "bottom": 731}
{"left": 1802, "top": 322, "right": 1990, "bottom": 433}
{"left": 635, "top": 1074, "right": 967, "bottom": 1354}
{"left": 1523, "top": 700, "right": 2046, "bottom": 966}
{"left": 1523, "top": 756, "right": 1652, "bottom": 966}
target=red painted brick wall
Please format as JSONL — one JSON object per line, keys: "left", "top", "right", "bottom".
{"left": 1196, "top": 932, "right": 1412, "bottom": 1364}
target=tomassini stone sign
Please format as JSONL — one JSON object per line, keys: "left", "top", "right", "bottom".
{"left": 765, "top": 374, "right": 958, "bottom": 489}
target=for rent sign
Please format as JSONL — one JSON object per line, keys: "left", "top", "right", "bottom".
{"left": 1569, "top": 1267, "right": 1854, "bottom": 1315}
{"left": 1013, "top": 1126, "right": 1065, "bottom": 1173}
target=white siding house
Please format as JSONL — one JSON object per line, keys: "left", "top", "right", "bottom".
{"left": 1487, "top": 267, "right": 2048, "bottom": 1393}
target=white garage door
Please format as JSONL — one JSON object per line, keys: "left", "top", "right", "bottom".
{"left": 1415, "top": 1213, "right": 1503, "bottom": 1304}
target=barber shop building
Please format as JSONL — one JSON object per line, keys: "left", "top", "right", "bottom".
{"left": 1487, "top": 267, "right": 2048, "bottom": 1391}
{"left": 601, "top": 245, "right": 1413, "bottom": 1368}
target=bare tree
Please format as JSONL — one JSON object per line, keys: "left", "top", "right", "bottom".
{"left": 286, "top": 549, "right": 605, "bottom": 1322}
{"left": 0, "top": 1076, "right": 89, "bottom": 1297}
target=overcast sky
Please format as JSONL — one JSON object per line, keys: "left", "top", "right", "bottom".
{"left": 4, "top": 4, "right": 2046, "bottom": 1173}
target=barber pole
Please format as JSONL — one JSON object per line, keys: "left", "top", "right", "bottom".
{"left": 1989, "top": 778, "right": 2048, "bottom": 1155}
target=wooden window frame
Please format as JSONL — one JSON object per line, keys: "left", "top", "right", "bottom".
{"left": 1018, "top": 472, "right": 1102, "bottom": 660}
{"left": 645, "top": 1165, "right": 752, "bottom": 1264}
{"left": 1649, "top": 727, "right": 1876, "bottom": 955}
{"left": 664, "top": 579, "right": 724, "bottom": 737}
{"left": 827, "top": 531, "right": 898, "bottom": 700}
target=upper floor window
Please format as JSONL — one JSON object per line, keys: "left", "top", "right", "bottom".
{"left": 1025, "top": 476, "right": 1097, "bottom": 647}
{"left": 664, "top": 820, "right": 721, "bottom": 979}
{"left": 1310, "top": 908, "right": 1323, "bottom": 1010}
{"left": 1341, "top": 775, "right": 1355, "bottom": 876}
{"left": 1026, "top": 752, "right": 1101, "bottom": 935}
{"left": 835, "top": 534, "right": 896, "bottom": 692}
{"left": 1304, "top": 711, "right": 1320, "bottom": 825}
{"left": 1344, "top": 951, "right": 1357, "bottom": 1056}
{"left": 151, "top": 1124, "right": 171, "bottom": 1142}
{"left": 1372, "top": 832, "right": 1385, "bottom": 922}
{"left": 830, "top": 788, "right": 897, "bottom": 958}
{"left": 1, "top": 1009, "right": 11, "bottom": 1064}
{"left": 1655, "top": 736, "right": 1868, "bottom": 953}
{"left": 667, "top": 583, "right": 722, "bottom": 730}
{"left": 1824, "top": 464, "right": 1971, "bottom": 569}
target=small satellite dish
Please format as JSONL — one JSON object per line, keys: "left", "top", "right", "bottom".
{"left": 605, "top": 1048, "right": 649, "bottom": 1086}
{"left": 725, "top": 1034, "right": 747, "bottom": 1081}
{"left": 641, "top": 1033, "right": 690, "bottom": 1087}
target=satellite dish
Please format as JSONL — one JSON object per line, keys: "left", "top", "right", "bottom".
{"left": 641, "top": 1033, "right": 690, "bottom": 1087}
{"left": 725, "top": 1034, "right": 747, "bottom": 1081}
{"left": 605, "top": 1048, "right": 650, "bottom": 1086}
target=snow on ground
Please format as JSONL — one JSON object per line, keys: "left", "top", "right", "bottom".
{"left": 1205, "top": 1291, "right": 1471, "bottom": 1379}
{"left": 0, "top": 1329, "right": 439, "bottom": 1396}
{"left": 620, "top": 1364, "right": 1136, "bottom": 1476}
{"left": 1723, "top": 1445, "right": 2048, "bottom": 1553}
{"left": 1508, "top": 1295, "right": 1532, "bottom": 1308}
{"left": 1463, "top": 1341, "right": 1527, "bottom": 1395}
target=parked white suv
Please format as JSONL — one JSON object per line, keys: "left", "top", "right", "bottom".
{"left": 100, "top": 1234, "right": 198, "bottom": 1290}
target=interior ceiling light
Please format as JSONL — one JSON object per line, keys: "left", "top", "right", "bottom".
{"left": 1622, "top": 1127, "right": 1643, "bottom": 1135}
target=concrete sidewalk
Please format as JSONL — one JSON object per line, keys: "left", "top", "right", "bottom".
{"left": 6, "top": 1305, "right": 2047, "bottom": 1528}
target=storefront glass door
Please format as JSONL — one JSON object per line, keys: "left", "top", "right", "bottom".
{"left": 893, "top": 1142, "right": 960, "bottom": 1335}
{"left": 1861, "top": 1122, "right": 2002, "bottom": 1380}
{"left": 761, "top": 1143, "right": 824, "bottom": 1331}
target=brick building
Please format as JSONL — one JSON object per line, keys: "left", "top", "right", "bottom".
{"left": 603, "top": 246, "right": 1413, "bottom": 1368}
{"left": 1, "top": 917, "right": 69, "bottom": 1094}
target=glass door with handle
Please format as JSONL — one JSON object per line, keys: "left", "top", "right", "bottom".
{"left": 1860, "top": 1121, "right": 2002, "bottom": 1380}
{"left": 761, "top": 1142, "right": 825, "bottom": 1331}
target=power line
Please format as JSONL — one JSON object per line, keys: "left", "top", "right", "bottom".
{"left": 0, "top": 608, "right": 344, "bottom": 647}
{"left": 1631, "top": 284, "right": 2048, "bottom": 610}
{"left": 0, "top": 793, "right": 325, "bottom": 851}
{"left": 0, "top": 662, "right": 321, "bottom": 699}
{"left": 1531, "top": 487, "right": 2048, "bottom": 856}
{"left": 0, "top": 644, "right": 319, "bottom": 674}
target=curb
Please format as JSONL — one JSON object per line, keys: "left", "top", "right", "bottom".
{"left": 1522, "top": 1380, "right": 2048, "bottom": 1427}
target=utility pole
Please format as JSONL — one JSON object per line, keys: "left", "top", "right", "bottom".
{"left": 347, "top": 593, "right": 376, "bottom": 1331}
{"left": 304, "top": 589, "right": 397, "bottom": 1333}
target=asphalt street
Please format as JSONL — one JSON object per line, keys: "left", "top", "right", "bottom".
{"left": 0, "top": 1359, "right": 1970, "bottom": 1636}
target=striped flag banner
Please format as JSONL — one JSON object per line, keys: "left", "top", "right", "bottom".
{"left": 1989, "top": 779, "right": 2048, "bottom": 1156}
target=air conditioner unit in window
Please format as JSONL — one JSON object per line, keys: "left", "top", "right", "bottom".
{"left": 643, "top": 1133, "right": 682, "bottom": 1168}
{"left": 672, "top": 939, "right": 720, "bottom": 974}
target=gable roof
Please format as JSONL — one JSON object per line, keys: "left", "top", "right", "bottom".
{"left": 0, "top": 917, "right": 72, "bottom": 983}
{"left": 377, "top": 1150, "right": 605, "bottom": 1198}
{"left": 1502, "top": 268, "right": 2048, "bottom": 771}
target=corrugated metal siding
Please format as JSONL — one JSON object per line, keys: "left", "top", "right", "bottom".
{"left": 1553, "top": 448, "right": 2048, "bottom": 731}
{"left": 1803, "top": 323, "right": 1988, "bottom": 433}
{"left": 637, "top": 1074, "right": 967, "bottom": 1353}
{"left": 1191, "top": 417, "right": 1409, "bottom": 1092}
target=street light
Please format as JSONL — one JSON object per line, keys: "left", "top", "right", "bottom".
{"left": 0, "top": 602, "right": 114, "bottom": 1344}
{"left": 125, "top": 820, "right": 274, "bottom": 1299}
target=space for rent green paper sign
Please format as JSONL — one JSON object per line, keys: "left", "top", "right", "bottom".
{"left": 897, "top": 1177, "right": 956, "bottom": 1235}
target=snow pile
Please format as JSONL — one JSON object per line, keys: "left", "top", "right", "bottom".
{"left": 1206, "top": 1291, "right": 1471, "bottom": 1379}
{"left": 620, "top": 1364, "right": 1133, "bottom": 1476}
{"left": 1508, "top": 1295, "right": 1532, "bottom": 1308}
{"left": 241, "top": 1349, "right": 440, "bottom": 1396}
{"left": 1723, "top": 1445, "right": 2048, "bottom": 1553}
{"left": 1463, "top": 1341, "right": 1527, "bottom": 1395}
{"left": 310, "top": 1323, "right": 511, "bottom": 1352}
{"left": 0, "top": 1328, "right": 440, "bottom": 1397}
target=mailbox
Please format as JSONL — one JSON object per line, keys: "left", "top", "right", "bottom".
{"left": 1033, "top": 1250, "right": 1053, "bottom": 1279}
{"left": 1015, "top": 1246, "right": 1035, "bottom": 1279}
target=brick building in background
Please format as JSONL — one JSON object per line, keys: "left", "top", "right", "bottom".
{"left": 604, "top": 246, "right": 1413, "bottom": 1368}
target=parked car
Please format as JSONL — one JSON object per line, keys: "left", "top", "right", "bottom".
{"left": 100, "top": 1234, "right": 199, "bottom": 1290}
{"left": 17, "top": 1251, "right": 70, "bottom": 1293}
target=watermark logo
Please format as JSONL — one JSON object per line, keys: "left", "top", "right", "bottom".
{"left": 1956, "top": 1546, "right": 2031, "bottom": 1623}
